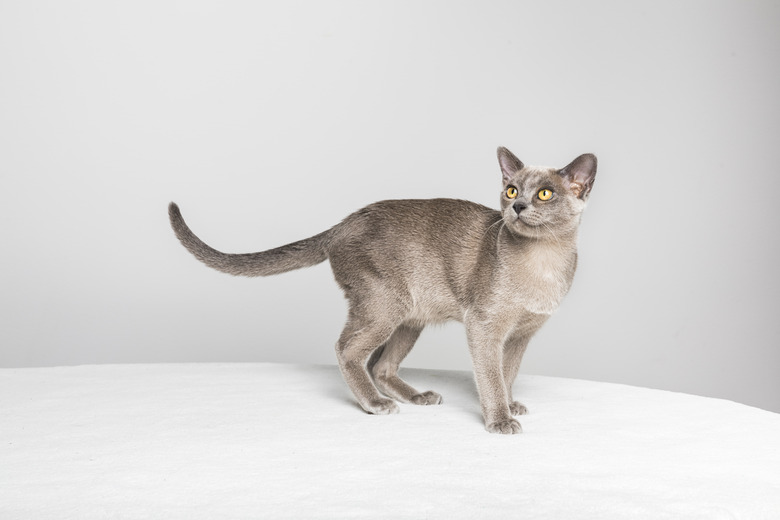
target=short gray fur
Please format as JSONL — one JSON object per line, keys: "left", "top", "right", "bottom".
{"left": 169, "top": 147, "right": 597, "bottom": 434}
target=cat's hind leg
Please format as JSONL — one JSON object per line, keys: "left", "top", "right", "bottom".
{"left": 368, "top": 323, "right": 443, "bottom": 405}
{"left": 335, "top": 309, "right": 402, "bottom": 415}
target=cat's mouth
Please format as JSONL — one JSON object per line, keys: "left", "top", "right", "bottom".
{"left": 503, "top": 208, "right": 545, "bottom": 237}
{"left": 515, "top": 214, "right": 541, "bottom": 227}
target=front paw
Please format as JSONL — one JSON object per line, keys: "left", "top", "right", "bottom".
{"left": 365, "top": 398, "right": 400, "bottom": 415}
{"left": 509, "top": 401, "right": 528, "bottom": 416}
{"left": 486, "top": 418, "right": 522, "bottom": 434}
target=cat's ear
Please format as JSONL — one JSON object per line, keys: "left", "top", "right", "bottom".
{"left": 497, "top": 147, "right": 524, "bottom": 182}
{"left": 559, "top": 153, "right": 597, "bottom": 199}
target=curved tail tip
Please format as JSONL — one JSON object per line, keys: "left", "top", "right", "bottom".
{"left": 168, "top": 201, "right": 180, "bottom": 216}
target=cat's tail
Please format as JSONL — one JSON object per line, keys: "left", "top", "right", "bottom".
{"left": 168, "top": 202, "right": 330, "bottom": 277}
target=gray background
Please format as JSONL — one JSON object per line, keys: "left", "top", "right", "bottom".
{"left": 2, "top": 1, "right": 778, "bottom": 413}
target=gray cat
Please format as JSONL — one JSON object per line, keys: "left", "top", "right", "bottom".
{"left": 168, "top": 147, "right": 596, "bottom": 434}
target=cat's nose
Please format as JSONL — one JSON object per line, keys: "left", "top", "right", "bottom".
{"left": 512, "top": 201, "right": 527, "bottom": 215}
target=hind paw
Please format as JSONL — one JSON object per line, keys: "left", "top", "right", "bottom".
{"left": 411, "top": 390, "right": 443, "bottom": 405}
{"left": 365, "top": 398, "right": 400, "bottom": 415}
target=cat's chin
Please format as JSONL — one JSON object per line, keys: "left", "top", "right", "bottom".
{"left": 504, "top": 214, "right": 577, "bottom": 241}
{"left": 504, "top": 216, "right": 545, "bottom": 238}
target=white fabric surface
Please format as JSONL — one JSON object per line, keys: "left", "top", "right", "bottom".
{"left": 2, "top": 363, "right": 779, "bottom": 519}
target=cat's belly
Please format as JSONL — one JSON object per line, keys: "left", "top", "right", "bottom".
{"left": 516, "top": 292, "right": 565, "bottom": 315}
{"left": 406, "top": 287, "right": 464, "bottom": 324}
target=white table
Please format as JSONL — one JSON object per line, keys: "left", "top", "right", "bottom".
{"left": 2, "top": 363, "right": 779, "bottom": 519}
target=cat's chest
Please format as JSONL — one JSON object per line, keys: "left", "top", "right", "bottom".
{"left": 502, "top": 244, "right": 576, "bottom": 315}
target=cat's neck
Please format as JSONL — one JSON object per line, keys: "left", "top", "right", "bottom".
{"left": 494, "top": 223, "right": 578, "bottom": 315}
{"left": 497, "top": 223, "right": 579, "bottom": 255}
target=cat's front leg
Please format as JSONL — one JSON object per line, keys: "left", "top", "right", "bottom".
{"left": 466, "top": 320, "right": 522, "bottom": 434}
{"left": 503, "top": 333, "right": 531, "bottom": 416}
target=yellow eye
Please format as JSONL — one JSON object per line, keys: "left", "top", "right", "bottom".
{"left": 538, "top": 189, "right": 553, "bottom": 201}
{"left": 506, "top": 187, "right": 518, "bottom": 199}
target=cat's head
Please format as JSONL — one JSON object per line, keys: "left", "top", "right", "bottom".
{"left": 497, "top": 147, "right": 597, "bottom": 239}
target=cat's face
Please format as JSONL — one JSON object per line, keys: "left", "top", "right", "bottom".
{"left": 497, "top": 147, "right": 597, "bottom": 239}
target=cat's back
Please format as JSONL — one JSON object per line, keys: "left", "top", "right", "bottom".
{"left": 330, "top": 198, "right": 498, "bottom": 248}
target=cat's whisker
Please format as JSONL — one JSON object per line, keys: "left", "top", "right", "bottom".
{"left": 482, "top": 216, "right": 505, "bottom": 241}
{"left": 540, "top": 220, "right": 563, "bottom": 249}
{"left": 495, "top": 221, "right": 508, "bottom": 256}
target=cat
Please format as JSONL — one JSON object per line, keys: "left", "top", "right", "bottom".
{"left": 168, "top": 147, "right": 596, "bottom": 434}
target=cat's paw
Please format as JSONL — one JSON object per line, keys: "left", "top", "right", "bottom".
{"left": 411, "top": 390, "right": 443, "bottom": 405}
{"left": 486, "top": 418, "right": 523, "bottom": 434}
{"left": 509, "top": 401, "right": 528, "bottom": 416}
{"left": 365, "top": 398, "right": 400, "bottom": 415}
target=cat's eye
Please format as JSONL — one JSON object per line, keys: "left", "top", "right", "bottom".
{"left": 506, "top": 187, "right": 518, "bottom": 199}
{"left": 537, "top": 189, "right": 553, "bottom": 201}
